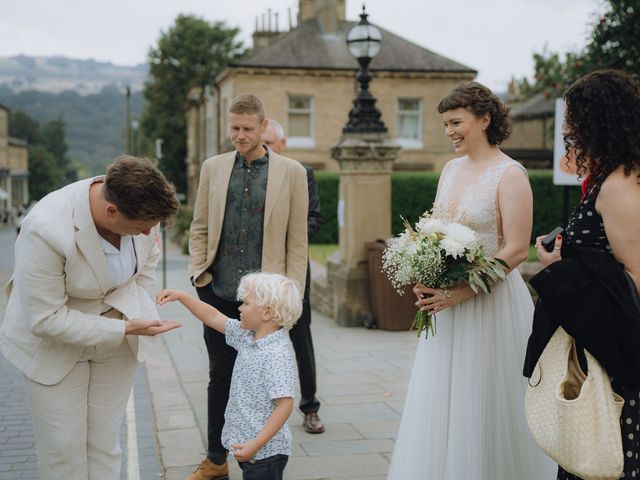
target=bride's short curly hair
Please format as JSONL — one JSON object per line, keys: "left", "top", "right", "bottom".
{"left": 438, "top": 81, "right": 511, "bottom": 145}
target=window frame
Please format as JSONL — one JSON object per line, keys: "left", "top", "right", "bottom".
{"left": 287, "top": 94, "right": 315, "bottom": 149}
{"left": 395, "top": 97, "right": 423, "bottom": 149}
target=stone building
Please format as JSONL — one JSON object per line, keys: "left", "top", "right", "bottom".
{"left": 0, "top": 105, "right": 29, "bottom": 215}
{"left": 185, "top": 0, "right": 476, "bottom": 204}
{"left": 502, "top": 92, "right": 555, "bottom": 169}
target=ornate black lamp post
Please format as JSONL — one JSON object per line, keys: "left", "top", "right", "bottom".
{"left": 343, "top": 5, "right": 386, "bottom": 134}
{"left": 329, "top": 5, "right": 400, "bottom": 327}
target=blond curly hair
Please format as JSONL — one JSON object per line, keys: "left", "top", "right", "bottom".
{"left": 236, "top": 273, "right": 302, "bottom": 330}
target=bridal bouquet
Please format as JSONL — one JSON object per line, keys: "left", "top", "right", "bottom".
{"left": 381, "top": 210, "right": 508, "bottom": 338}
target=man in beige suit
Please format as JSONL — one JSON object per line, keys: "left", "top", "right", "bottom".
{"left": 188, "top": 94, "right": 308, "bottom": 480}
{"left": 0, "top": 156, "right": 181, "bottom": 479}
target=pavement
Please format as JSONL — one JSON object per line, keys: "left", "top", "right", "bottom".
{"left": 0, "top": 225, "right": 418, "bottom": 479}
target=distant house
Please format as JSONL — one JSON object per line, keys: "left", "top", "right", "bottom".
{"left": 0, "top": 104, "right": 29, "bottom": 214}
{"left": 502, "top": 92, "right": 555, "bottom": 169}
{"left": 185, "top": 0, "right": 476, "bottom": 204}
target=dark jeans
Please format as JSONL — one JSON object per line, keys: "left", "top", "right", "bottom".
{"left": 238, "top": 454, "right": 288, "bottom": 480}
{"left": 288, "top": 266, "right": 320, "bottom": 414}
{"left": 196, "top": 285, "right": 241, "bottom": 465}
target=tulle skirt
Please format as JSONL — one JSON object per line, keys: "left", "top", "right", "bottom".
{"left": 387, "top": 270, "right": 556, "bottom": 479}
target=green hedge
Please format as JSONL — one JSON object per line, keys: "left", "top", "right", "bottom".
{"left": 314, "top": 170, "right": 581, "bottom": 244}
{"left": 313, "top": 171, "right": 340, "bottom": 244}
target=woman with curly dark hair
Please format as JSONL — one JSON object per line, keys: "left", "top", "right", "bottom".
{"left": 388, "top": 82, "right": 556, "bottom": 479}
{"left": 529, "top": 70, "right": 640, "bottom": 479}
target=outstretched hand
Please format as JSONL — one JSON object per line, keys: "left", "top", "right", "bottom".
{"left": 156, "top": 289, "right": 183, "bottom": 305}
{"left": 124, "top": 319, "right": 181, "bottom": 336}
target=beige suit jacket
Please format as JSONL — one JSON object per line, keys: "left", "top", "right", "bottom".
{"left": 0, "top": 178, "right": 161, "bottom": 385}
{"left": 189, "top": 148, "right": 308, "bottom": 292}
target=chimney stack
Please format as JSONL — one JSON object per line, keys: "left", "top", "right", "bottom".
{"left": 298, "top": 0, "right": 345, "bottom": 32}
{"left": 252, "top": 8, "right": 285, "bottom": 50}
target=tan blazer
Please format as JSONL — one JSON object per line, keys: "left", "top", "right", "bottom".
{"left": 189, "top": 149, "right": 308, "bottom": 291}
{"left": 0, "top": 178, "right": 161, "bottom": 385}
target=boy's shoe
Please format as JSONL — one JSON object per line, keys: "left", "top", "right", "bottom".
{"left": 303, "top": 413, "right": 325, "bottom": 434}
{"left": 186, "top": 458, "right": 229, "bottom": 480}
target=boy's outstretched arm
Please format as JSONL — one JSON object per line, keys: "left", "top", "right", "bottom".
{"left": 231, "top": 397, "right": 294, "bottom": 462}
{"left": 156, "top": 289, "right": 228, "bottom": 334}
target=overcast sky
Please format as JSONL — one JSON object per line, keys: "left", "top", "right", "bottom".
{"left": 1, "top": 0, "right": 602, "bottom": 91}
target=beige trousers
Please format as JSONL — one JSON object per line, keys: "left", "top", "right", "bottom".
{"left": 24, "top": 338, "right": 138, "bottom": 480}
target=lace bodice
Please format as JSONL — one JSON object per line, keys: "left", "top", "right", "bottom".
{"left": 434, "top": 156, "right": 528, "bottom": 257}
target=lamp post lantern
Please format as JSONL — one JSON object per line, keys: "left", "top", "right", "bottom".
{"left": 343, "top": 5, "right": 386, "bottom": 134}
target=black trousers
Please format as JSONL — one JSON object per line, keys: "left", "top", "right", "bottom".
{"left": 238, "top": 454, "right": 288, "bottom": 480}
{"left": 288, "top": 265, "right": 320, "bottom": 414}
{"left": 196, "top": 285, "right": 241, "bottom": 464}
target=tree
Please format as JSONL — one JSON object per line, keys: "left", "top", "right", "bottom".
{"left": 521, "top": 0, "right": 639, "bottom": 98}
{"left": 519, "top": 49, "right": 586, "bottom": 98}
{"left": 40, "top": 118, "right": 77, "bottom": 184}
{"left": 9, "top": 110, "right": 75, "bottom": 200}
{"left": 584, "top": 0, "right": 639, "bottom": 78}
{"left": 142, "top": 15, "right": 246, "bottom": 192}
{"left": 26, "top": 145, "right": 64, "bottom": 201}
{"left": 8, "top": 110, "right": 41, "bottom": 144}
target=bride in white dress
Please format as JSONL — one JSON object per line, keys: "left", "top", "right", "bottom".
{"left": 387, "top": 82, "right": 556, "bottom": 479}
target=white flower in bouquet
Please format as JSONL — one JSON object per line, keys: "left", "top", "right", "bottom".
{"left": 444, "top": 223, "right": 477, "bottom": 249}
{"left": 440, "top": 223, "right": 478, "bottom": 259}
{"left": 416, "top": 217, "right": 446, "bottom": 236}
{"left": 439, "top": 236, "right": 466, "bottom": 259}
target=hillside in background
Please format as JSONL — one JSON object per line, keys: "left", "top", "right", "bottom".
{"left": 0, "top": 85, "right": 145, "bottom": 174}
{"left": 0, "top": 55, "right": 148, "bottom": 174}
{"left": 0, "top": 55, "right": 147, "bottom": 95}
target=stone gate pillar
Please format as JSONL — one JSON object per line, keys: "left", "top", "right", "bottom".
{"left": 328, "top": 134, "right": 400, "bottom": 326}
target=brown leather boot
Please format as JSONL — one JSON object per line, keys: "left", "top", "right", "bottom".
{"left": 185, "top": 458, "right": 229, "bottom": 480}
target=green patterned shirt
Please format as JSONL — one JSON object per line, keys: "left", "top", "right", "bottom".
{"left": 211, "top": 151, "right": 269, "bottom": 300}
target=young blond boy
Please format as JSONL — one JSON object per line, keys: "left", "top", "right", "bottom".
{"left": 157, "top": 272, "right": 302, "bottom": 480}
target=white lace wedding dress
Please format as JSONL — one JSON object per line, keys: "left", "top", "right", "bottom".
{"left": 387, "top": 157, "right": 556, "bottom": 480}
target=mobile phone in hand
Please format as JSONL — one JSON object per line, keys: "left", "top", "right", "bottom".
{"left": 541, "top": 227, "right": 564, "bottom": 252}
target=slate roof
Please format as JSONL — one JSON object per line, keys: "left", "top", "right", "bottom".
{"left": 511, "top": 92, "right": 555, "bottom": 119}
{"left": 231, "top": 19, "right": 476, "bottom": 74}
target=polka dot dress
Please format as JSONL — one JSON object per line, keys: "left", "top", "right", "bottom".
{"left": 558, "top": 189, "right": 640, "bottom": 479}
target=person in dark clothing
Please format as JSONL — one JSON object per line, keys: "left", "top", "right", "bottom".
{"left": 262, "top": 118, "right": 325, "bottom": 434}
{"left": 531, "top": 69, "right": 640, "bottom": 480}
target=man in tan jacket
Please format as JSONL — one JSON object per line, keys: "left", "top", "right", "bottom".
{"left": 187, "top": 94, "right": 308, "bottom": 480}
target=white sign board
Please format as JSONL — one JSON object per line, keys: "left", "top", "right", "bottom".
{"left": 553, "top": 98, "right": 582, "bottom": 186}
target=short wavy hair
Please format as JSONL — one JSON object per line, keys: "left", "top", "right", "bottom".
{"left": 229, "top": 94, "right": 266, "bottom": 122}
{"left": 437, "top": 81, "right": 511, "bottom": 145}
{"left": 103, "top": 155, "right": 179, "bottom": 225}
{"left": 564, "top": 69, "right": 640, "bottom": 190}
{"left": 237, "top": 272, "right": 302, "bottom": 330}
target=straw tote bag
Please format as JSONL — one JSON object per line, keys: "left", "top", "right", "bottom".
{"left": 524, "top": 326, "right": 625, "bottom": 480}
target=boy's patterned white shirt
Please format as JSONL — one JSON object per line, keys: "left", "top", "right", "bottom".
{"left": 221, "top": 318, "right": 296, "bottom": 461}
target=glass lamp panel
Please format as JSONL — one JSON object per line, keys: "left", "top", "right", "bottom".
{"left": 347, "top": 23, "right": 382, "bottom": 58}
